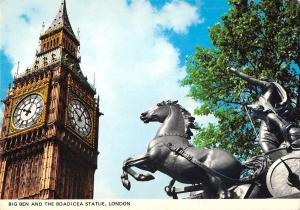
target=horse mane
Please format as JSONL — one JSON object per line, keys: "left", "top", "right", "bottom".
{"left": 157, "top": 100, "right": 198, "bottom": 139}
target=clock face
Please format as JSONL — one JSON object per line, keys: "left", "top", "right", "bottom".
{"left": 68, "top": 100, "right": 92, "bottom": 137}
{"left": 13, "top": 94, "right": 44, "bottom": 129}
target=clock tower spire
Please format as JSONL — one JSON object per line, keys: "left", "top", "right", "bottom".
{"left": 0, "top": 0, "right": 101, "bottom": 199}
{"left": 39, "top": 0, "right": 79, "bottom": 58}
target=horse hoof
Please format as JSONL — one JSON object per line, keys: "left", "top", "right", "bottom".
{"left": 122, "top": 179, "right": 131, "bottom": 190}
{"left": 123, "top": 157, "right": 132, "bottom": 165}
{"left": 139, "top": 173, "right": 155, "bottom": 181}
{"left": 219, "top": 191, "right": 229, "bottom": 199}
{"left": 165, "top": 186, "right": 175, "bottom": 197}
{"left": 144, "top": 173, "right": 155, "bottom": 181}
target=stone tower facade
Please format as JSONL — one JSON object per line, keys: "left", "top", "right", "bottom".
{"left": 0, "top": 0, "right": 101, "bottom": 199}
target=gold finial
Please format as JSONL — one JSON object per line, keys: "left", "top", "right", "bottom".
{"left": 41, "top": 21, "right": 45, "bottom": 34}
{"left": 16, "top": 61, "right": 20, "bottom": 75}
{"left": 93, "top": 72, "right": 96, "bottom": 87}
{"left": 77, "top": 28, "right": 80, "bottom": 40}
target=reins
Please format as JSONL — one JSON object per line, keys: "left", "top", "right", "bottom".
{"left": 164, "top": 140, "right": 267, "bottom": 184}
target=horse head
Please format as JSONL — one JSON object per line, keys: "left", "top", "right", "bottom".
{"left": 140, "top": 100, "right": 198, "bottom": 139}
{"left": 140, "top": 100, "right": 178, "bottom": 123}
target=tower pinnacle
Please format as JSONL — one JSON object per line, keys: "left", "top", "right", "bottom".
{"left": 37, "top": 0, "right": 79, "bottom": 58}
{"left": 43, "top": 0, "right": 77, "bottom": 42}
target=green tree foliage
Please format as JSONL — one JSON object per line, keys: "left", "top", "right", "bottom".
{"left": 182, "top": 0, "right": 300, "bottom": 159}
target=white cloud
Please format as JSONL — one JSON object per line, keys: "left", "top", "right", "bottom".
{"left": 0, "top": 0, "right": 210, "bottom": 198}
{"left": 157, "top": 0, "right": 203, "bottom": 33}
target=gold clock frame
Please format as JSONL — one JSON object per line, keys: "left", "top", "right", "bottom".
{"left": 9, "top": 88, "right": 48, "bottom": 135}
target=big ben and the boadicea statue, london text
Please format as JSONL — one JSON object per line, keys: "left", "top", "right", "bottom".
{"left": 0, "top": 0, "right": 101, "bottom": 199}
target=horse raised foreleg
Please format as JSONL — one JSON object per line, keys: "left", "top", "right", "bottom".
{"left": 121, "top": 154, "right": 155, "bottom": 190}
{"left": 121, "top": 171, "right": 131, "bottom": 190}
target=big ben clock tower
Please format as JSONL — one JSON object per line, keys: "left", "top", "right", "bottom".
{"left": 0, "top": 0, "right": 101, "bottom": 199}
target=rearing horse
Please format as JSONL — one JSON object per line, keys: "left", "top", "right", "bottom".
{"left": 121, "top": 100, "right": 245, "bottom": 198}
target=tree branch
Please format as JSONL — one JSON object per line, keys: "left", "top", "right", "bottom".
{"left": 223, "top": 100, "right": 247, "bottom": 106}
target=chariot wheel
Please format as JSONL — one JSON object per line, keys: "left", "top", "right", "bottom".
{"left": 266, "top": 151, "right": 300, "bottom": 197}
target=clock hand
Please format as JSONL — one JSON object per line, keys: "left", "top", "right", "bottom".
{"left": 25, "top": 96, "right": 37, "bottom": 116}
{"left": 73, "top": 108, "right": 82, "bottom": 120}
{"left": 23, "top": 105, "right": 32, "bottom": 116}
{"left": 78, "top": 110, "right": 85, "bottom": 121}
{"left": 24, "top": 109, "right": 31, "bottom": 116}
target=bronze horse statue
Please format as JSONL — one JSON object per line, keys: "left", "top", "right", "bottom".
{"left": 121, "top": 100, "right": 266, "bottom": 198}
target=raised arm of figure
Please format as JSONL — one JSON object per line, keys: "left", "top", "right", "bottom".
{"left": 229, "top": 67, "right": 269, "bottom": 88}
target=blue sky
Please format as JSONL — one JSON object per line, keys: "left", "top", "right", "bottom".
{"left": 0, "top": 0, "right": 229, "bottom": 198}
{"left": 0, "top": 51, "right": 13, "bottom": 104}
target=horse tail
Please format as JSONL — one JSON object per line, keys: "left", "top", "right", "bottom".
{"left": 239, "top": 155, "right": 268, "bottom": 183}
